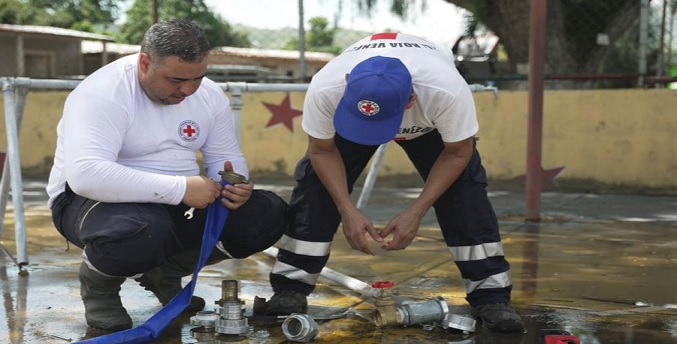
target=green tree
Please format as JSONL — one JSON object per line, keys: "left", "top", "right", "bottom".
{"left": 0, "top": 0, "right": 119, "bottom": 31}
{"left": 118, "top": 0, "right": 250, "bottom": 48}
{"left": 307, "top": 17, "right": 336, "bottom": 50}
{"left": 0, "top": 0, "right": 36, "bottom": 24}
{"left": 285, "top": 16, "right": 341, "bottom": 54}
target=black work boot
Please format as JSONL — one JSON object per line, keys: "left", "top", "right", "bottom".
{"left": 472, "top": 303, "right": 525, "bottom": 333}
{"left": 259, "top": 289, "right": 308, "bottom": 315}
{"left": 79, "top": 262, "right": 132, "bottom": 331}
{"left": 135, "top": 249, "right": 206, "bottom": 312}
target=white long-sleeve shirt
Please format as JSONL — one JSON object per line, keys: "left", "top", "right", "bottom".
{"left": 47, "top": 54, "right": 248, "bottom": 207}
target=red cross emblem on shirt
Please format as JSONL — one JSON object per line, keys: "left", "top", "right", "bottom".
{"left": 357, "top": 100, "right": 380, "bottom": 116}
{"left": 178, "top": 120, "right": 200, "bottom": 141}
{"left": 183, "top": 125, "right": 196, "bottom": 137}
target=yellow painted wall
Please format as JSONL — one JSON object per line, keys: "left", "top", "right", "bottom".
{"left": 0, "top": 91, "right": 67, "bottom": 174}
{"left": 473, "top": 89, "right": 677, "bottom": 188}
{"left": 1, "top": 89, "right": 676, "bottom": 189}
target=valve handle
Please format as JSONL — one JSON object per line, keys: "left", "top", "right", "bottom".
{"left": 371, "top": 281, "right": 395, "bottom": 289}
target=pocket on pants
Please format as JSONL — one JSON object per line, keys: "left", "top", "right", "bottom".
{"left": 81, "top": 203, "right": 179, "bottom": 276}
{"left": 467, "top": 150, "right": 488, "bottom": 186}
{"left": 293, "top": 156, "right": 313, "bottom": 182}
{"left": 49, "top": 191, "right": 70, "bottom": 238}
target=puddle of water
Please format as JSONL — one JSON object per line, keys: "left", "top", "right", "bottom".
{"left": 3, "top": 206, "right": 677, "bottom": 344}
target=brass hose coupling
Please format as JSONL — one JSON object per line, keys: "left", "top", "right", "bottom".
{"left": 219, "top": 171, "right": 248, "bottom": 185}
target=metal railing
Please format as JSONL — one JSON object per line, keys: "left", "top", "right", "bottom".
{"left": 0, "top": 76, "right": 496, "bottom": 269}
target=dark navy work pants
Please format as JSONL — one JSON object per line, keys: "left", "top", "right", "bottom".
{"left": 271, "top": 130, "right": 513, "bottom": 306}
{"left": 51, "top": 185, "right": 289, "bottom": 277}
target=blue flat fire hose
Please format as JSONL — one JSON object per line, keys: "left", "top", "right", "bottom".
{"left": 76, "top": 173, "right": 239, "bottom": 344}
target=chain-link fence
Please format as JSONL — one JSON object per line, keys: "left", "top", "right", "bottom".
{"left": 534, "top": 0, "right": 676, "bottom": 89}
{"left": 220, "top": 0, "right": 677, "bottom": 89}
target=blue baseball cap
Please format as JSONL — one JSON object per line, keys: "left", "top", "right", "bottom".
{"left": 334, "top": 56, "right": 413, "bottom": 146}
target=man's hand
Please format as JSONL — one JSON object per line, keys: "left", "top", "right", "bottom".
{"left": 377, "top": 138, "right": 473, "bottom": 251}
{"left": 183, "top": 176, "right": 222, "bottom": 208}
{"left": 219, "top": 161, "right": 252, "bottom": 210}
{"left": 378, "top": 209, "right": 424, "bottom": 251}
{"left": 340, "top": 207, "right": 383, "bottom": 256}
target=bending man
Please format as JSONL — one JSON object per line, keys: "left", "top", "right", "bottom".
{"left": 262, "top": 32, "right": 523, "bottom": 333}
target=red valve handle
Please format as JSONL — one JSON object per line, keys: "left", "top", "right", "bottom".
{"left": 371, "top": 281, "right": 395, "bottom": 289}
{"left": 545, "top": 335, "right": 581, "bottom": 344}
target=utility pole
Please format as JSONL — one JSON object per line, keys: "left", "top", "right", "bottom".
{"left": 668, "top": 1, "right": 676, "bottom": 76}
{"left": 525, "top": 0, "right": 548, "bottom": 222}
{"left": 638, "top": 0, "right": 649, "bottom": 87}
{"left": 153, "top": 0, "right": 159, "bottom": 24}
{"left": 298, "top": 0, "right": 307, "bottom": 82}
{"left": 658, "top": 0, "right": 669, "bottom": 80}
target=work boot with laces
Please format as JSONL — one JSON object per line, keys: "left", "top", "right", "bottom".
{"left": 79, "top": 262, "right": 132, "bottom": 331}
{"left": 472, "top": 303, "right": 525, "bottom": 333}
{"left": 258, "top": 289, "right": 308, "bottom": 315}
{"left": 135, "top": 249, "right": 206, "bottom": 312}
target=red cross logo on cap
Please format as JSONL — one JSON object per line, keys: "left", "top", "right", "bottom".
{"left": 357, "top": 100, "right": 380, "bottom": 116}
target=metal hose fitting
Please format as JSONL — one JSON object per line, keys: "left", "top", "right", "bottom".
{"left": 400, "top": 297, "right": 449, "bottom": 326}
{"left": 281, "top": 313, "right": 319, "bottom": 342}
{"left": 442, "top": 313, "right": 477, "bottom": 333}
{"left": 214, "top": 280, "right": 248, "bottom": 335}
{"left": 190, "top": 310, "right": 220, "bottom": 328}
{"left": 219, "top": 171, "right": 248, "bottom": 184}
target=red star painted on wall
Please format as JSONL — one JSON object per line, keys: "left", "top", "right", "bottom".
{"left": 512, "top": 166, "right": 566, "bottom": 190}
{"left": 263, "top": 94, "right": 303, "bottom": 132}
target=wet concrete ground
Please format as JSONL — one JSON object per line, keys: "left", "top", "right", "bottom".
{"left": 1, "top": 180, "right": 677, "bottom": 343}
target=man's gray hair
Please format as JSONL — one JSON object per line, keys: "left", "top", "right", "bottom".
{"left": 140, "top": 19, "right": 211, "bottom": 63}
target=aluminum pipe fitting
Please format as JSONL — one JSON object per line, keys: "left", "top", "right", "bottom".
{"left": 190, "top": 310, "right": 220, "bottom": 328}
{"left": 281, "top": 313, "right": 319, "bottom": 342}
{"left": 400, "top": 297, "right": 449, "bottom": 327}
{"left": 214, "top": 280, "right": 248, "bottom": 335}
{"left": 442, "top": 313, "right": 477, "bottom": 333}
